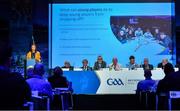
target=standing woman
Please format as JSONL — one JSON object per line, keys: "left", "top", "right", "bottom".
{"left": 26, "top": 44, "right": 41, "bottom": 62}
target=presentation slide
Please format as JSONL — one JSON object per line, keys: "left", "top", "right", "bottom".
{"left": 49, "top": 3, "right": 175, "bottom": 68}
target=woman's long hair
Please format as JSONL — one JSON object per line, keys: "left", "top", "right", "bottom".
{"left": 29, "top": 43, "right": 37, "bottom": 53}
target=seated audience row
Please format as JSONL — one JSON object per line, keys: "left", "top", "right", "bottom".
{"left": 137, "top": 62, "right": 180, "bottom": 95}
{"left": 137, "top": 63, "right": 177, "bottom": 93}
{"left": 0, "top": 42, "right": 31, "bottom": 109}
{"left": 136, "top": 63, "right": 180, "bottom": 109}
{"left": 0, "top": 42, "right": 69, "bottom": 109}
{"left": 27, "top": 63, "right": 69, "bottom": 97}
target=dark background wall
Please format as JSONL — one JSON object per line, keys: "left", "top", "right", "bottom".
{"left": 0, "top": 0, "right": 9, "bottom": 43}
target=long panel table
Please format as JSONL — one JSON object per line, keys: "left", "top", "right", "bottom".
{"left": 63, "top": 68, "right": 178, "bottom": 94}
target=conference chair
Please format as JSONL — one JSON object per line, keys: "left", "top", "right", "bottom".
{"left": 138, "top": 90, "right": 156, "bottom": 110}
{"left": 156, "top": 91, "right": 180, "bottom": 111}
{"left": 31, "top": 91, "right": 51, "bottom": 110}
{"left": 52, "top": 82, "right": 74, "bottom": 110}
{"left": 156, "top": 92, "right": 168, "bottom": 110}
{"left": 23, "top": 101, "right": 34, "bottom": 111}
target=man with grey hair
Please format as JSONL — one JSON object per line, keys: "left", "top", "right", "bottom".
{"left": 157, "top": 59, "right": 169, "bottom": 69}
{"left": 62, "top": 61, "right": 74, "bottom": 71}
{"left": 140, "top": 58, "right": 153, "bottom": 70}
{"left": 109, "top": 57, "right": 121, "bottom": 71}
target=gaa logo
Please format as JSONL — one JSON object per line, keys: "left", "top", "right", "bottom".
{"left": 107, "top": 78, "right": 124, "bottom": 86}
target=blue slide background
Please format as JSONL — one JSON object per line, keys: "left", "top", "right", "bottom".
{"left": 49, "top": 3, "right": 175, "bottom": 68}
{"left": 64, "top": 71, "right": 100, "bottom": 94}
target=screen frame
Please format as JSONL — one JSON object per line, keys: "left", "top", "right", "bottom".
{"left": 48, "top": 1, "right": 176, "bottom": 69}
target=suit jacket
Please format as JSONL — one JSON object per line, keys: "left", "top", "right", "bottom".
{"left": 157, "top": 62, "right": 173, "bottom": 69}
{"left": 61, "top": 66, "right": 74, "bottom": 71}
{"left": 93, "top": 61, "right": 107, "bottom": 70}
{"left": 156, "top": 75, "right": 171, "bottom": 94}
{"left": 157, "top": 71, "right": 180, "bottom": 93}
{"left": 81, "top": 66, "right": 92, "bottom": 71}
{"left": 0, "top": 68, "right": 31, "bottom": 109}
{"left": 167, "top": 71, "right": 180, "bottom": 91}
{"left": 26, "top": 51, "right": 41, "bottom": 62}
{"left": 157, "top": 63, "right": 164, "bottom": 69}
{"left": 141, "top": 64, "right": 154, "bottom": 70}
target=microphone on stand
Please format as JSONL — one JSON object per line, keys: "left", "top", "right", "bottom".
{"left": 32, "top": 36, "right": 35, "bottom": 44}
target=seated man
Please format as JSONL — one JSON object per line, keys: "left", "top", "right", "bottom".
{"left": 126, "top": 55, "right": 139, "bottom": 70}
{"left": 135, "top": 27, "right": 143, "bottom": 37}
{"left": 167, "top": 69, "right": 180, "bottom": 91}
{"left": 26, "top": 66, "right": 34, "bottom": 79}
{"left": 144, "top": 29, "right": 153, "bottom": 38}
{"left": 156, "top": 63, "right": 175, "bottom": 110}
{"left": 157, "top": 58, "right": 169, "bottom": 69}
{"left": 140, "top": 58, "right": 153, "bottom": 70}
{"left": 158, "top": 32, "right": 172, "bottom": 51}
{"left": 154, "top": 28, "right": 161, "bottom": 40}
{"left": 49, "top": 67, "right": 72, "bottom": 110}
{"left": 26, "top": 63, "right": 53, "bottom": 99}
{"left": 93, "top": 56, "right": 107, "bottom": 70}
{"left": 0, "top": 42, "right": 31, "bottom": 109}
{"left": 136, "top": 70, "right": 156, "bottom": 93}
{"left": 109, "top": 57, "right": 121, "bottom": 71}
{"left": 48, "top": 66, "right": 68, "bottom": 88}
{"left": 62, "top": 61, "right": 74, "bottom": 71}
{"left": 81, "top": 59, "right": 92, "bottom": 71}
{"left": 117, "top": 30, "right": 127, "bottom": 43}
{"left": 156, "top": 63, "right": 175, "bottom": 94}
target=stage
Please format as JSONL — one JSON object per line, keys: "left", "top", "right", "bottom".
{"left": 63, "top": 68, "right": 178, "bottom": 94}
{"left": 72, "top": 94, "right": 141, "bottom": 110}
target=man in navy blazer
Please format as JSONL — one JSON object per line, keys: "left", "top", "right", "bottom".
{"left": 140, "top": 58, "right": 154, "bottom": 70}
{"left": 81, "top": 59, "right": 92, "bottom": 71}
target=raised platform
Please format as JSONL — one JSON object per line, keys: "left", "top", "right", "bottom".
{"left": 73, "top": 94, "right": 141, "bottom": 110}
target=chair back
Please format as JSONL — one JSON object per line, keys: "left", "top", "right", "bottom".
{"left": 169, "top": 91, "right": 180, "bottom": 99}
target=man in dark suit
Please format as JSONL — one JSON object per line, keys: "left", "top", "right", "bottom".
{"left": 168, "top": 70, "right": 180, "bottom": 90}
{"left": 157, "top": 63, "right": 175, "bottom": 93}
{"left": 93, "top": 56, "right": 107, "bottom": 70}
{"left": 48, "top": 66, "right": 68, "bottom": 88}
{"left": 0, "top": 42, "right": 31, "bottom": 109}
{"left": 81, "top": 59, "right": 92, "bottom": 71}
{"left": 157, "top": 59, "right": 169, "bottom": 69}
{"left": 140, "top": 58, "right": 153, "bottom": 70}
{"left": 156, "top": 63, "right": 175, "bottom": 110}
{"left": 167, "top": 70, "right": 180, "bottom": 110}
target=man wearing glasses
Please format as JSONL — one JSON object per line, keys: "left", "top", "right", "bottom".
{"left": 93, "top": 56, "right": 107, "bottom": 70}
